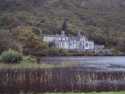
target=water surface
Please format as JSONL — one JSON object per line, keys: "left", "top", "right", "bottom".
{"left": 40, "top": 56, "right": 125, "bottom": 71}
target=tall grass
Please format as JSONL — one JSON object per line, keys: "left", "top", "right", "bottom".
{"left": 0, "top": 67, "right": 125, "bottom": 93}
{"left": 43, "top": 92, "right": 125, "bottom": 94}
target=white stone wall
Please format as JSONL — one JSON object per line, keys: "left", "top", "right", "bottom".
{"left": 43, "top": 34, "right": 95, "bottom": 51}
{"left": 84, "top": 41, "right": 94, "bottom": 50}
{"left": 43, "top": 36, "right": 55, "bottom": 43}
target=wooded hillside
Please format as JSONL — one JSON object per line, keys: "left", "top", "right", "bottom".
{"left": 0, "top": 0, "right": 125, "bottom": 55}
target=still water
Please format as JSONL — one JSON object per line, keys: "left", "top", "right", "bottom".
{"left": 40, "top": 56, "right": 125, "bottom": 71}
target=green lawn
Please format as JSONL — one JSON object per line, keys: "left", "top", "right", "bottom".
{"left": 0, "top": 63, "right": 73, "bottom": 69}
{"left": 0, "top": 61, "right": 79, "bottom": 69}
{"left": 0, "top": 63, "right": 58, "bottom": 69}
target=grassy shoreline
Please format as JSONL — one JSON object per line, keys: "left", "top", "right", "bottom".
{"left": 43, "top": 92, "right": 125, "bottom": 94}
{"left": 0, "top": 60, "right": 82, "bottom": 69}
{"left": 14, "top": 92, "right": 125, "bottom": 94}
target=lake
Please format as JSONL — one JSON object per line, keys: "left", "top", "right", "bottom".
{"left": 40, "top": 56, "right": 125, "bottom": 71}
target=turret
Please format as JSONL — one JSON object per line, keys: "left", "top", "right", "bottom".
{"left": 61, "top": 30, "right": 65, "bottom": 36}
{"left": 77, "top": 32, "right": 82, "bottom": 37}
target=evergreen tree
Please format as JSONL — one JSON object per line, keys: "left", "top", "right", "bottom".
{"left": 62, "top": 19, "right": 68, "bottom": 31}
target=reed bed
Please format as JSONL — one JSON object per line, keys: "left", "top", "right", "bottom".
{"left": 0, "top": 66, "right": 125, "bottom": 93}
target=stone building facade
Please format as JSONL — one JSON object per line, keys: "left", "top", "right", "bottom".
{"left": 43, "top": 31, "right": 95, "bottom": 51}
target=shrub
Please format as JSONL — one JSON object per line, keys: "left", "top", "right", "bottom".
{"left": 0, "top": 49, "right": 23, "bottom": 63}
{"left": 21, "top": 56, "right": 37, "bottom": 64}
{"left": 48, "top": 48, "right": 60, "bottom": 56}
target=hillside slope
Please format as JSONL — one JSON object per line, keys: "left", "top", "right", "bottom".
{"left": 0, "top": 0, "right": 125, "bottom": 54}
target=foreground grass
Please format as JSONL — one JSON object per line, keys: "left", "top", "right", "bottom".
{"left": 43, "top": 92, "right": 125, "bottom": 94}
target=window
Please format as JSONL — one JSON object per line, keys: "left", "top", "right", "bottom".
{"left": 86, "top": 43, "right": 88, "bottom": 47}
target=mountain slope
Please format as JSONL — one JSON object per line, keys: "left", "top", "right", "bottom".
{"left": 0, "top": 0, "right": 125, "bottom": 53}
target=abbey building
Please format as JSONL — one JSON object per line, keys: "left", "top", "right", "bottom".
{"left": 43, "top": 31, "right": 95, "bottom": 51}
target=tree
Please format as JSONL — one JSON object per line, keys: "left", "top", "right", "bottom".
{"left": 11, "top": 26, "right": 48, "bottom": 55}
{"left": 62, "top": 19, "right": 68, "bottom": 31}
{"left": 0, "top": 30, "right": 22, "bottom": 53}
